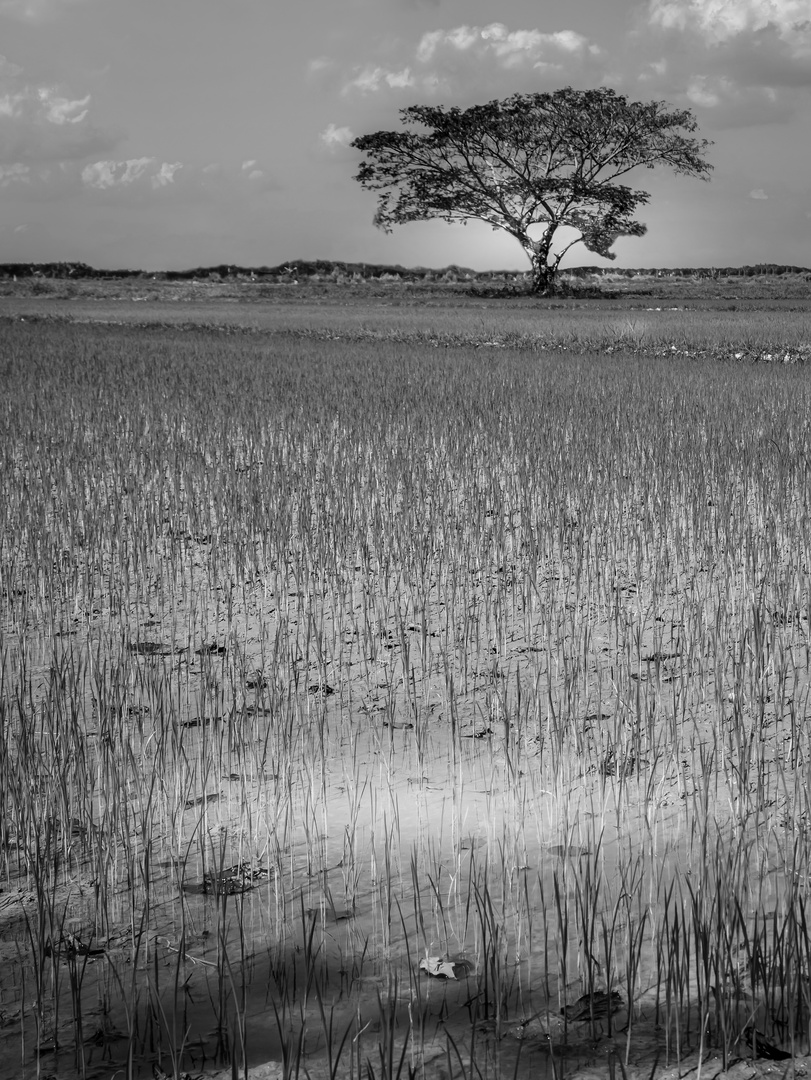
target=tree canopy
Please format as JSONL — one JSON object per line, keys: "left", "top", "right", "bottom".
{"left": 352, "top": 87, "right": 713, "bottom": 294}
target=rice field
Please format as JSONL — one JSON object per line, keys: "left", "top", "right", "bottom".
{"left": 2, "top": 294, "right": 811, "bottom": 1080}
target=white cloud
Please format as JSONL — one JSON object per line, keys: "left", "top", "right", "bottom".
{"left": 415, "top": 23, "right": 598, "bottom": 68}
{"left": 197, "top": 160, "right": 282, "bottom": 197}
{"left": 0, "top": 55, "right": 23, "bottom": 79}
{"left": 0, "top": 92, "right": 24, "bottom": 118}
{"left": 638, "top": 58, "right": 668, "bottom": 81}
{"left": 81, "top": 158, "right": 183, "bottom": 191}
{"left": 121, "top": 157, "right": 153, "bottom": 184}
{"left": 0, "top": 0, "right": 88, "bottom": 21}
{"left": 2, "top": 85, "right": 91, "bottom": 126}
{"left": 639, "top": 0, "right": 810, "bottom": 119}
{"left": 336, "top": 21, "right": 602, "bottom": 98}
{"left": 152, "top": 161, "right": 181, "bottom": 187}
{"left": 343, "top": 65, "right": 416, "bottom": 94}
{"left": 749, "top": 188, "right": 769, "bottom": 199}
{"left": 307, "top": 57, "right": 334, "bottom": 76}
{"left": 305, "top": 56, "right": 344, "bottom": 95}
{"left": 319, "top": 122, "right": 355, "bottom": 151}
{"left": 421, "top": 72, "right": 447, "bottom": 94}
{"left": 0, "top": 162, "right": 29, "bottom": 185}
{"left": 239, "top": 160, "right": 265, "bottom": 180}
{"left": 386, "top": 67, "right": 415, "bottom": 88}
{"left": 685, "top": 74, "right": 735, "bottom": 106}
{"left": 681, "top": 73, "right": 788, "bottom": 123}
{"left": 649, "top": 0, "right": 811, "bottom": 43}
{"left": 38, "top": 89, "right": 90, "bottom": 125}
{"left": 1, "top": 63, "right": 117, "bottom": 163}
{"left": 81, "top": 160, "right": 118, "bottom": 188}
{"left": 417, "top": 27, "right": 478, "bottom": 61}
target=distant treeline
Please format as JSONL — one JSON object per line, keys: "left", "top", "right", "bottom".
{"left": 1, "top": 260, "right": 809, "bottom": 281}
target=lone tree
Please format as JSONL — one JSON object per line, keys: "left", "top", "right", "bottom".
{"left": 352, "top": 87, "right": 712, "bottom": 294}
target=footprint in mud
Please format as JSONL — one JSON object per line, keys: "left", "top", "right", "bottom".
{"left": 177, "top": 715, "right": 221, "bottom": 729}
{"left": 183, "top": 792, "right": 220, "bottom": 809}
{"left": 543, "top": 844, "right": 591, "bottom": 859}
{"left": 305, "top": 905, "right": 356, "bottom": 924}
{"left": 308, "top": 682, "right": 335, "bottom": 696}
{"left": 127, "top": 640, "right": 175, "bottom": 657}
{"left": 561, "top": 990, "right": 624, "bottom": 1021}
{"left": 83, "top": 1025, "right": 126, "bottom": 1046}
{"left": 184, "top": 863, "right": 269, "bottom": 896}
{"left": 458, "top": 836, "right": 487, "bottom": 852}
{"left": 196, "top": 642, "right": 228, "bottom": 655}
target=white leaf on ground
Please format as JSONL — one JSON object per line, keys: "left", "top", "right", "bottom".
{"left": 419, "top": 956, "right": 458, "bottom": 979}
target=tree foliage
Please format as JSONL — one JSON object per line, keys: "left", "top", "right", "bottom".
{"left": 352, "top": 87, "right": 713, "bottom": 294}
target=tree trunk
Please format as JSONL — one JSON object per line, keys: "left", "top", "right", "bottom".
{"left": 527, "top": 236, "right": 558, "bottom": 295}
{"left": 530, "top": 257, "right": 556, "bottom": 295}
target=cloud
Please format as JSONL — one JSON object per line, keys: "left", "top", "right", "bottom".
{"left": 152, "top": 161, "right": 181, "bottom": 187}
{"left": 0, "top": 63, "right": 118, "bottom": 164}
{"left": 0, "top": 0, "right": 89, "bottom": 22}
{"left": 638, "top": 0, "right": 811, "bottom": 124}
{"left": 339, "top": 22, "right": 602, "bottom": 97}
{"left": 1, "top": 86, "right": 89, "bottom": 124}
{"left": 319, "top": 122, "right": 355, "bottom": 151}
{"left": 416, "top": 24, "right": 599, "bottom": 66}
{"left": 646, "top": 0, "right": 811, "bottom": 93}
{"left": 685, "top": 74, "right": 735, "bottom": 107}
{"left": 0, "top": 93, "right": 22, "bottom": 117}
{"left": 239, "top": 159, "right": 267, "bottom": 180}
{"left": 81, "top": 157, "right": 183, "bottom": 192}
{"left": 638, "top": 58, "right": 669, "bottom": 81}
{"left": 0, "top": 55, "right": 23, "bottom": 79}
{"left": 648, "top": 0, "right": 811, "bottom": 44}
{"left": 675, "top": 72, "right": 793, "bottom": 125}
{"left": 749, "top": 188, "right": 768, "bottom": 199}
{"left": 0, "top": 156, "right": 281, "bottom": 210}
{"left": 0, "top": 161, "right": 29, "bottom": 186}
{"left": 307, "top": 57, "right": 334, "bottom": 77}
{"left": 305, "top": 56, "right": 346, "bottom": 96}
{"left": 40, "top": 90, "right": 89, "bottom": 125}
{"left": 199, "top": 159, "right": 281, "bottom": 194}
{"left": 120, "top": 157, "right": 153, "bottom": 184}
{"left": 81, "top": 160, "right": 116, "bottom": 188}
{"left": 343, "top": 65, "right": 417, "bottom": 94}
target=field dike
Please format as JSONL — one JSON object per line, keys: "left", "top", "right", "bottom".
{"left": 2, "top": 317, "right": 811, "bottom": 1079}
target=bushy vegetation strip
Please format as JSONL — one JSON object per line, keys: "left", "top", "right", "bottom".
{"left": 2, "top": 311, "right": 810, "bottom": 366}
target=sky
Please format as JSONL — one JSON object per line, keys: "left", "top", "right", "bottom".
{"left": 0, "top": 0, "right": 809, "bottom": 272}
